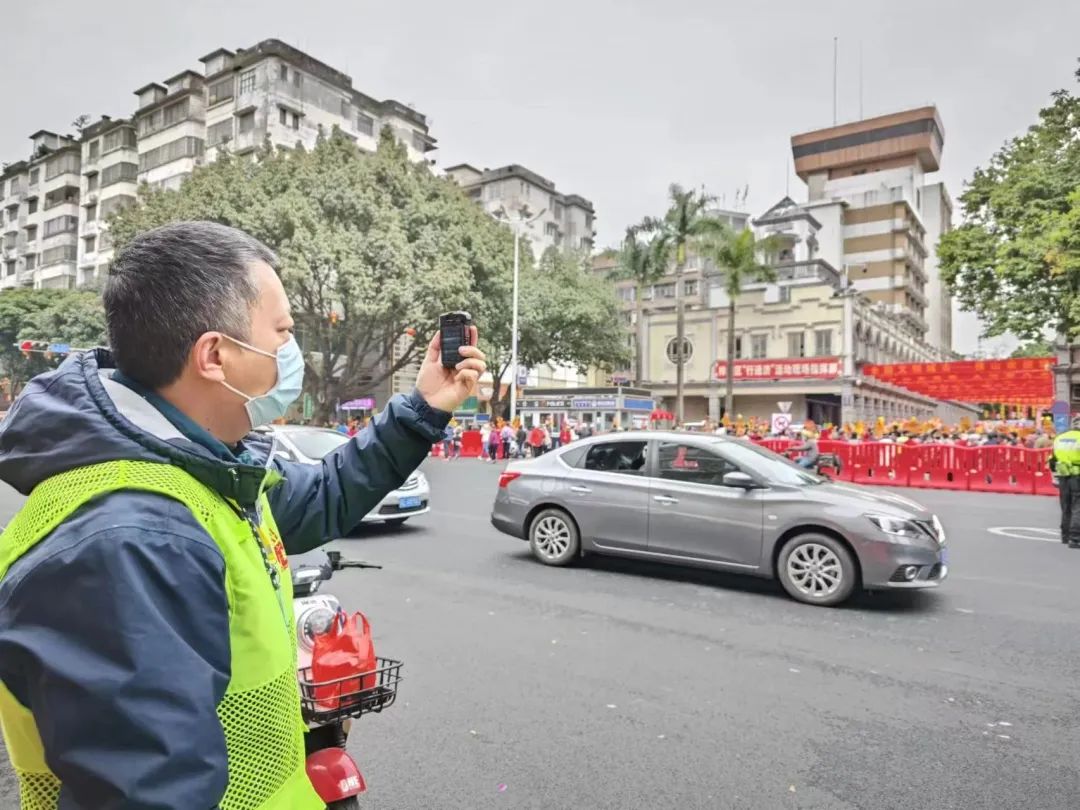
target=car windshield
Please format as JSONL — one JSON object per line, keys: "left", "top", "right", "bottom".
{"left": 284, "top": 429, "right": 350, "bottom": 459}
{"left": 710, "top": 439, "right": 823, "bottom": 486}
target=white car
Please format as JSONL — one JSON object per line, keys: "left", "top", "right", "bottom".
{"left": 261, "top": 425, "right": 430, "bottom": 527}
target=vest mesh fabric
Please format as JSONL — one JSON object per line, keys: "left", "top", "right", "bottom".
{"left": 0, "top": 460, "right": 318, "bottom": 810}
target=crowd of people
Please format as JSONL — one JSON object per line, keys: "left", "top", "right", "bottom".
{"left": 439, "top": 418, "right": 599, "bottom": 460}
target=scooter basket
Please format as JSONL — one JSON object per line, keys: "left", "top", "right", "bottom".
{"left": 298, "top": 657, "right": 403, "bottom": 724}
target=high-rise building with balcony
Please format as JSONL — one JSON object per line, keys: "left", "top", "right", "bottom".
{"left": 443, "top": 163, "right": 595, "bottom": 256}
{"left": 77, "top": 116, "right": 138, "bottom": 286}
{"left": 791, "top": 106, "right": 953, "bottom": 351}
{"left": 199, "top": 40, "right": 436, "bottom": 163}
{"left": 0, "top": 131, "right": 82, "bottom": 290}
{"left": 133, "top": 71, "right": 208, "bottom": 193}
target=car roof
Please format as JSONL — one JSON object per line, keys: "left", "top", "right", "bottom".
{"left": 576, "top": 430, "right": 729, "bottom": 444}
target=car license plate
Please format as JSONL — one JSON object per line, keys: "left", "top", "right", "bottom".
{"left": 939, "top": 547, "right": 948, "bottom": 564}
{"left": 399, "top": 496, "right": 421, "bottom": 510}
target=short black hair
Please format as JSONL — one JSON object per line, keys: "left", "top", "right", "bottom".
{"left": 103, "top": 221, "right": 277, "bottom": 389}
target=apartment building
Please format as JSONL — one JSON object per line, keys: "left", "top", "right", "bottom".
{"left": 444, "top": 163, "right": 595, "bottom": 256}
{"left": 200, "top": 40, "right": 436, "bottom": 164}
{"left": 0, "top": 38, "right": 437, "bottom": 296}
{"left": 791, "top": 106, "right": 954, "bottom": 351}
{"left": 77, "top": 116, "right": 138, "bottom": 285}
{"left": 0, "top": 131, "right": 82, "bottom": 290}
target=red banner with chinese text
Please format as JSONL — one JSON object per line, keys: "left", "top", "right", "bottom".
{"left": 862, "top": 357, "right": 1054, "bottom": 406}
{"left": 712, "top": 357, "right": 841, "bottom": 381}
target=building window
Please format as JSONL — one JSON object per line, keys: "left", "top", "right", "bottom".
{"left": 29, "top": 168, "right": 40, "bottom": 186}
{"left": 293, "top": 70, "right": 302, "bottom": 89}
{"left": 207, "top": 77, "right": 234, "bottom": 106}
{"left": 103, "top": 128, "right": 136, "bottom": 152}
{"left": 45, "top": 154, "right": 80, "bottom": 181}
{"left": 545, "top": 222, "right": 559, "bottom": 237}
{"left": 778, "top": 285, "right": 791, "bottom": 303}
{"left": 814, "top": 329, "right": 833, "bottom": 356}
{"left": 279, "top": 64, "right": 288, "bottom": 82}
{"left": 138, "top": 138, "right": 204, "bottom": 173}
{"left": 412, "top": 131, "right": 427, "bottom": 152}
{"left": 292, "top": 112, "right": 300, "bottom": 131}
{"left": 239, "top": 70, "right": 257, "bottom": 94}
{"left": 279, "top": 107, "right": 288, "bottom": 126}
{"left": 25, "top": 225, "right": 37, "bottom": 243}
{"left": 99, "top": 195, "right": 135, "bottom": 220}
{"left": 666, "top": 337, "right": 693, "bottom": 364}
{"left": 101, "top": 162, "right": 138, "bottom": 187}
{"left": 751, "top": 334, "right": 768, "bottom": 359}
{"left": 356, "top": 112, "right": 374, "bottom": 136}
{"left": 237, "top": 111, "right": 256, "bottom": 135}
{"left": 25, "top": 254, "right": 36, "bottom": 271}
{"left": 655, "top": 282, "right": 675, "bottom": 299}
{"left": 207, "top": 119, "right": 233, "bottom": 147}
{"left": 41, "top": 245, "right": 77, "bottom": 266}
{"left": 683, "top": 280, "right": 698, "bottom": 296}
{"left": 340, "top": 99, "right": 350, "bottom": 118}
{"left": 84, "top": 236, "right": 96, "bottom": 254}
{"left": 733, "top": 336, "right": 743, "bottom": 359}
{"left": 161, "top": 98, "right": 190, "bottom": 128}
{"left": 787, "top": 332, "right": 806, "bottom": 358}
{"left": 27, "top": 198, "right": 37, "bottom": 215}
{"left": 4, "top": 261, "right": 14, "bottom": 277}
{"left": 87, "top": 141, "right": 99, "bottom": 161}
{"left": 86, "top": 173, "right": 99, "bottom": 192}
{"left": 43, "top": 215, "right": 79, "bottom": 238}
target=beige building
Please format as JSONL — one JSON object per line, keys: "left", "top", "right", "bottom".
{"left": 792, "top": 106, "right": 954, "bottom": 351}
{"left": 607, "top": 194, "right": 967, "bottom": 427}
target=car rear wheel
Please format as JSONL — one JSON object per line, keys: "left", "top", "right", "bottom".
{"left": 777, "top": 533, "right": 857, "bottom": 606}
{"left": 529, "top": 508, "right": 579, "bottom": 566}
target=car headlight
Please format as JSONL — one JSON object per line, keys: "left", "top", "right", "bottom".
{"left": 932, "top": 514, "right": 946, "bottom": 544}
{"left": 866, "top": 514, "right": 923, "bottom": 539}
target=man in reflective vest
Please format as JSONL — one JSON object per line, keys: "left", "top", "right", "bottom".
{"left": 1051, "top": 417, "right": 1080, "bottom": 548}
{"left": 0, "top": 222, "right": 486, "bottom": 808}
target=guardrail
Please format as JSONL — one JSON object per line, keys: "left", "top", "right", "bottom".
{"left": 756, "top": 439, "right": 1055, "bottom": 497}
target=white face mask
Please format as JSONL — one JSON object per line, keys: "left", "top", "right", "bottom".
{"left": 220, "top": 334, "right": 305, "bottom": 428}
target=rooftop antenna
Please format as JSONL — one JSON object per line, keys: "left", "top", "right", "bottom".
{"left": 858, "top": 40, "right": 864, "bottom": 119}
{"left": 832, "top": 37, "right": 839, "bottom": 125}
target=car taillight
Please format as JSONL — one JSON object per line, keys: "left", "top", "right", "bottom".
{"left": 498, "top": 471, "right": 522, "bottom": 488}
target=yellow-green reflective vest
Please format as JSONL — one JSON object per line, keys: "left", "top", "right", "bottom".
{"left": 1053, "top": 430, "right": 1080, "bottom": 477}
{"left": 0, "top": 460, "right": 324, "bottom": 810}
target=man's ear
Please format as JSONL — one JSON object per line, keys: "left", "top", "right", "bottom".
{"left": 192, "top": 332, "right": 227, "bottom": 383}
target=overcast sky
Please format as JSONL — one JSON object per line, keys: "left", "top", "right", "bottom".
{"left": 4, "top": 0, "right": 1078, "bottom": 353}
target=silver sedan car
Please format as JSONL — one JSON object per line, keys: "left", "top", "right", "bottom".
{"left": 490, "top": 431, "right": 947, "bottom": 606}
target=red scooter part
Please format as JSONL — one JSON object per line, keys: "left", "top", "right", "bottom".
{"left": 306, "top": 747, "right": 366, "bottom": 804}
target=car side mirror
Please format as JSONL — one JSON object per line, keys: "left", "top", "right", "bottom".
{"left": 722, "top": 471, "right": 759, "bottom": 489}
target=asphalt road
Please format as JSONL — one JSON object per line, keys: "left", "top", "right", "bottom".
{"left": 1, "top": 458, "right": 1079, "bottom": 809}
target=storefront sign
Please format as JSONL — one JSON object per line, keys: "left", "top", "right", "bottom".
{"left": 624, "top": 397, "right": 654, "bottom": 411}
{"left": 571, "top": 398, "right": 617, "bottom": 409}
{"left": 340, "top": 397, "right": 375, "bottom": 410}
{"left": 712, "top": 358, "right": 841, "bottom": 381}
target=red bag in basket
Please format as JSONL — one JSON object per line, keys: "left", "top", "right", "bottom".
{"left": 311, "top": 611, "right": 377, "bottom": 710}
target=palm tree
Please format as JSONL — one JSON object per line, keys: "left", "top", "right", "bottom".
{"left": 698, "top": 227, "right": 779, "bottom": 418}
{"left": 613, "top": 226, "right": 667, "bottom": 386}
{"left": 639, "top": 185, "right": 728, "bottom": 423}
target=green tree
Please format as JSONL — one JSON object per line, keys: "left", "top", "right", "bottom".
{"left": 939, "top": 62, "right": 1080, "bottom": 341}
{"left": 638, "top": 185, "right": 727, "bottom": 422}
{"left": 110, "top": 128, "right": 508, "bottom": 423}
{"left": 482, "top": 247, "right": 630, "bottom": 419}
{"left": 697, "top": 228, "right": 779, "bottom": 417}
{"left": 1010, "top": 338, "right": 1053, "bottom": 358}
{"left": 612, "top": 226, "right": 666, "bottom": 385}
{"left": 0, "top": 289, "right": 107, "bottom": 398}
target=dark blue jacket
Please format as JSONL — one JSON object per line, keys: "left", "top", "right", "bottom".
{"left": 0, "top": 350, "right": 447, "bottom": 809}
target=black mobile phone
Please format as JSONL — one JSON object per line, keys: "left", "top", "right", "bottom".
{"left": 439, "top": 311, "right": 473, "bottom": 368}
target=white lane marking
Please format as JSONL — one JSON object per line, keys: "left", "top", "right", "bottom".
{"left": 987, "top": 526, "right": 1060, "bottom": 542}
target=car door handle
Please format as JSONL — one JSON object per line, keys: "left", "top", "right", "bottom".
{"left": 570, "top": 485, "right": 592, "bottom": 494}
{"left": 653, "top": 495, "right": 679, "bottom": 505}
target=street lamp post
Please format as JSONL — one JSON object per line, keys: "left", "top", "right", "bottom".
{"left": 489, "top": 204, "right": 545, "bottom": 426}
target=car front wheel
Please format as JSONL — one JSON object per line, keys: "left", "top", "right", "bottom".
{"left": 529, "top": 508, "right": 579, "bottom": 566}
{"left": 777, "top": 533, "right": 857, "bottom": 606}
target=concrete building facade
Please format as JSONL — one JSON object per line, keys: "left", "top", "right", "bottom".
{"left": 444, "top": 163, "right": 595, "bottom": 256}
{"left": 77, "top": 116, "right": 139, "bottom": 285}
{"left": 791, "top": 106, "right": 954, "bottom": 352}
